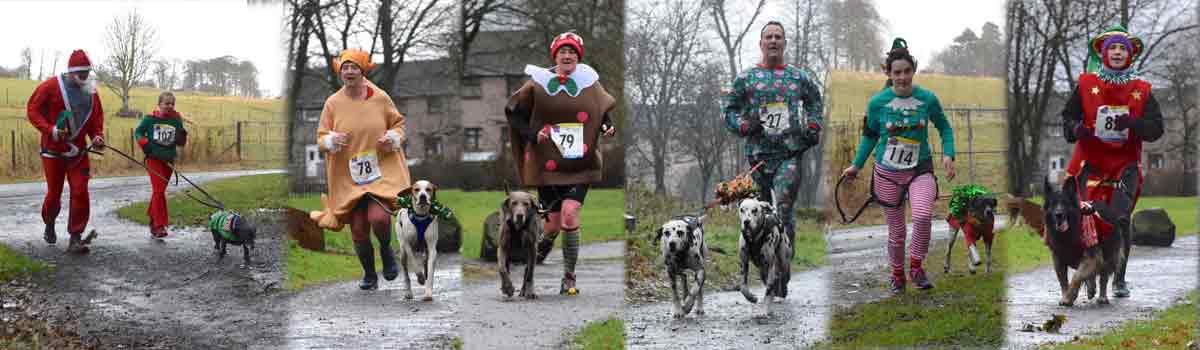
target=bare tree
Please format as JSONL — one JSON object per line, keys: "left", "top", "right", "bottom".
{"left": 705, "top": 0, "right": 767, "bottom": 80}
{"left": 18, "top": 47, "right": 32, "bottom": 80}
{"left": 825, "top": 0, "right": 884, "bottom": 71}
{"left": 627, "top": 0, "right": 708, "bottom": 194}
{"left": 100, "top": 10, "right": 159, "bottom": 114}
{"left": 673, "top": 61, "right": 733, "bottom": 202}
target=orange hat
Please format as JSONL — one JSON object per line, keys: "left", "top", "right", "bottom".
{"left": 550, "top": 32, "right": 584, "bottom": 61}
{"left": 332, "top": 49, "right": 376, "bottom": 75}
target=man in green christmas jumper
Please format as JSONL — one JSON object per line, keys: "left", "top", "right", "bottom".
{"left": 722, "top": 21, "right": 823, "bottom": 246}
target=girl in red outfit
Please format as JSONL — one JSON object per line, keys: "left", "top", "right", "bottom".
{"left": 135, "top": 92, "right": 188, "bottom": 238}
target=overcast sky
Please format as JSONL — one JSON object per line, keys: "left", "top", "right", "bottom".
{"left": 0, "top": 0, "right": 285, "bottom": 96}
{"left": 706, "top": 0, "right": 1006, "bottom": 72}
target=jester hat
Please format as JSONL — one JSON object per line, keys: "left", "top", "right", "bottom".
{"left": 1086, "top": 25, "right": 1143, "bottom": 73}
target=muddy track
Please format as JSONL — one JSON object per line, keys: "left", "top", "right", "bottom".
{"left": 283, "top": 254, "right": 462, "bottom": 349}
{"left": 623, "top": 267, "right": 830, "bottom": 350}
{"left": 460, "top": 241, "right": 625, "bottom": 350}
{"left": 0, "top": 170, "right": 289, "bottom": 349}
{"left": 1004, "top": 236, "right": 1198, "bottom": 349}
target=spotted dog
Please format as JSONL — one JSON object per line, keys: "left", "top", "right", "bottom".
{"left": 737, "top": 197, "right": 792, "bottom": 315}
{"left": 654, "top": 215, "right": 707, "bottom": 318}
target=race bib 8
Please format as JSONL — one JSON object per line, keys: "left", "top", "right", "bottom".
{"left": 349, "top": 150, "right": 383, "bottom": 185}
{"left": 152, "top": 124, "right": 176, "bottom": 146}
{"left": 881, "top": 136, "right": 919, "bottom": 169}
{"left": 1095, "top": 105, "right": 1130, "bottom": 143}
{"left": 551, "top": 123, "right": 585, "bottom": 159}
{"left": 761, "top": 102, "right": 790, "bottom": 137}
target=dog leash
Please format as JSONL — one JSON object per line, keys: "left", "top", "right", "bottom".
{"left": 92, "top": 145, "right": 226, "bottom": 210}
{"left": 834, "top": 167, "right": 940, "bottom": 224}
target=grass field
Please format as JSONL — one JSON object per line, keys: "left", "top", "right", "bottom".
{"left": 1002, "top": 196, "right": 1198, "bottom": 273}
{"left": 824, "top": 70, "right": 1007, "bottom": 228}
{"left": 0, "top": 243, "right": 49, "bottom": 282}
{"left": 571, "top": 317, "right": 625, "bottom": 350}
{"left": 826, "top": 227, "right": 1013, "bottom": 349}
{"left": 625, "top": 186, "right": 826, "bottom": 301}
{"left": 0, "top": 77, "right": 284, "bottom": 182}
{"left": 283, "top": 188, "right": 624, "bottom": 289}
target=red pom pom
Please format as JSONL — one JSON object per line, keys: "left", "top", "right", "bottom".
{"left": 545, "top": 159, "right": 557, "bottom": 171}
{"left": 577, "top": 111, "right": 589, "bottom": 123}
{"left": 582, "top": 143, "right": 588, "bottom": 153}
{"left": 524, "top": 151, "right": 532, "bottom": 162}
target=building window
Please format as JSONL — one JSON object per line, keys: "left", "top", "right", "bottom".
{"left": 1049, "top": 156, "right": 1064, "bottom": 171}
{"left": 428, "top": 96, "right": 444, "bottom": 114}
{"left": 1049, "top": 125, "right": 1062, "bottom": 137}
{"left": 1149, "top": 153, "right": 1165, "bottom": 169}
{"left": 464, "top": 127, "right": 482, "bottom": 151}
{"left": 300, "top": 108, "right": 320, "bottom": 122}
{"left": 425, "top": 136, "right": 443, "bottom": 158}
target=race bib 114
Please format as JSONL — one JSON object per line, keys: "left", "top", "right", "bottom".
{"left": 881, "top": 136, "right": 919, "bottom": 169}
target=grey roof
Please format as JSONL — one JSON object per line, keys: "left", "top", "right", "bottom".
{"left": 465, "top": 30, "right": 544, "bottom": 77}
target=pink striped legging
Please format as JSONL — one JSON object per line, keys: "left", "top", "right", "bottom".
{"left": 873, "top": 165, "right": 938, "bottom": 276}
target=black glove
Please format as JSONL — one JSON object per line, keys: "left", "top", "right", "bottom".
{"left": 1073, "top": 123, "right": 1094, "bottom": 143}
{"left": 1113, "top": 114, "right": 1134, "bottom": 131}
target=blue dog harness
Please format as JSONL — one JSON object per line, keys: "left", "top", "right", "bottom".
{"left": 410, "top": 214, "right": 434, "bottom": 252}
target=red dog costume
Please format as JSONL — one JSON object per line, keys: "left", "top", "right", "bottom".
{"left": 948, "top": 215, "right": 993, "bottom": 251}
{"left": 26, "top": 50, "right": 104, "bottom": 241}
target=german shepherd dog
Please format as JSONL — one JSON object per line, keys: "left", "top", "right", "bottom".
{"left": 1043, "top": 166, "right": 1125, "bottom": 306}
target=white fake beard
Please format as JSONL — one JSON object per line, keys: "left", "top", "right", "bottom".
{"left": 79, "top": 76, "right": 98, "bottom": 95}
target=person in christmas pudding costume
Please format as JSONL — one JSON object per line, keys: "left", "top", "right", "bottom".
{"left": 26, "top": 49, "right": 105, "bottom": 254}
{"left": 309, "top": 49, "right": 412, "bottom": 290}
{"left": 721, "top": 21, "right": 824, "bottom": 274}
{"left": 1060, "top": 25, "right": 1163, "bottom": 298}
{"left": 506, "top": 32, "right": 616, "bottom": 295}
{"left": 842, "top": 38, "right": 956, "bottom": 295}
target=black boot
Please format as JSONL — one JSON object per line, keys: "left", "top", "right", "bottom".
{"left": 354, "top": 242, "right": 378, "bottom": 290}
{"left": 43, "top": 224, "right": 56, "bottom": 244}
{"left": 379, "top": 239, "right": 399, "bottom": 281}
{"left": 536, "top": 232, "right": 558, "bottom": 264}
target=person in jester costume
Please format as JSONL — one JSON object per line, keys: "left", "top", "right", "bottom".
{"left": 506, "top": 32, "right": 617, "bottom": 295}
{"left": 1060, "top": 25, "right": 1163, "bottom": 298}
{"left": 26, "top": 49, "right": 105, "bottom": 254}
{"left": 842, "top": 38, "right": 956, "bottom": 294}
{"left": 135, "top": 91, "right": 188, "bottom": 239}
{"left": 722, "top": 21, "right": 823, "bottom": 263}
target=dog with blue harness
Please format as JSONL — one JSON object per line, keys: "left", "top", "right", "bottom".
{"left": 395, "top": 180, "right": 453, "bottom": 301}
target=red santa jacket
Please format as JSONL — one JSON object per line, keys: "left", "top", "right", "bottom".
{"left": 1065, "top": 73, "right": 1158, "bottom": 180}
{"left": 27, "top": 75, "right": 104, "bottom": 155}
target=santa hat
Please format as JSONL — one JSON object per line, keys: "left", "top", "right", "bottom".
{"left": 550, "top": 32, "right": 584, "bottom": 61}
{"left": 67, "top": 50, "right": 91, "bottom": 72}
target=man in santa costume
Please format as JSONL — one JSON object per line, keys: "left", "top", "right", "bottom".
{"left": 1060, "top": 25, "right": 1163, "bottom": 298}
{"left": 26, "top": 49, "right": 105, "bottom": 254}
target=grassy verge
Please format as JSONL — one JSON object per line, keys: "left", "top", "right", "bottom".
{"left": 445, "top": 188, "right": 625, "bottom": 260}
{"left": 1048, "top": 292, "right": 1197, "bottom": 350}
{"left": 571, "top": 317, "right": 625, "bottom": 350}
{"left": 115, "top": 173, "right": 289, "bottom": 226}
{"left": 626, "top": 187, "right": 826, "bottom": 301}
{"left": 0, "top": 244, "right": 49, "bottom": 282}
{"left": 826, "top": 228, "right": 1012, "bottom": 349}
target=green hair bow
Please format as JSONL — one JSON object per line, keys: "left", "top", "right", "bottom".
{"left": 948, "top": 184, "right": 992, "bottom": 219}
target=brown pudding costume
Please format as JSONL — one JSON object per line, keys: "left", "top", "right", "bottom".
{"left": 505, "top": 32, "right": 615, "bottom": 295}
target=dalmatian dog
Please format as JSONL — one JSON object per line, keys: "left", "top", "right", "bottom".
{"left": 395, "top": 180, "right": 440, "bottom": 301}
{"left": 654, "top": 215, "right": 707, "bottom": 318}
{"left": 737, "top": 197, "right": 792, "bottom": 316}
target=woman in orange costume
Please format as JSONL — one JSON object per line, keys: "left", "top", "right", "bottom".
{"left": 311, "top": 49, "right": 412, "bottom": 290}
